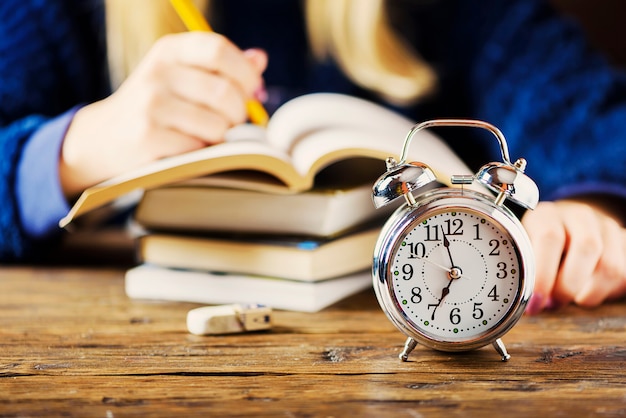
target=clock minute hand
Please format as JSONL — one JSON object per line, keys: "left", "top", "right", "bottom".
{"left": 441, "top": 226, "right": 455, "bottom": 267}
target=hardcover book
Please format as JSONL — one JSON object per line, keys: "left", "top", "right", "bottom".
{"left": 137, "top": 226, "right": 380, "bottom": 281}
{"left": 125, "top": 264, "right": 372, "bottom": 312}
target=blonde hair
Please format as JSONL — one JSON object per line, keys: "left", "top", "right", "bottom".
{"left": 105, "top": 0, "right": 436, "bottom": 104}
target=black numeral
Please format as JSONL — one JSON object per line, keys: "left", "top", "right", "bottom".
{"left": 496, "top": 262, "right": 507, "bottom": 279}
{"left": 425, "top": 225, "right": 439, "bottom": 241}
{"left": 449, "top": 307, "right": 461, "bottom": 325}
{"left": 408, "top": 242, "right": 426, "bottom": 259}
{"left": 401, "top": 263, "right": 413, "bottom": 280}
{"left": 489, "top": 239, "right": 500, "bottom": 256}
{"left": 444, "top": 219, "right": 464, "bottom": 235}
{"left": 488, "top": 285, "right": 499, "bottom": 301}
{"left": 472, "top": 303, "right": 484, "bottom": 320}
{"left": 473, "top": 223, "right": 482, "bottom": 240}
{"left": 411, "top": 287, "right": 422, "bottom": 304}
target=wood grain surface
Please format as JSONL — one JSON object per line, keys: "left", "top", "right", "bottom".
{"left": 1, "top": 266, "right": 625, "bottom": 417}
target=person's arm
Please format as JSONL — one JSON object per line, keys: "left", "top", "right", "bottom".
{"left": 452, "top": 0, "right": 626, "bottom": 311}
{"left": 1, "top": 1, "right": 267, "bottom": 262}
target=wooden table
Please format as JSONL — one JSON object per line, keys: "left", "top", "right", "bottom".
{"left": 1, "top": 265, "right": 625, "bottom": 417}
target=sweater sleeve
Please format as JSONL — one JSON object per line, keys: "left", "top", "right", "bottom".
{"left": 451, "top": 0, "right": 626, "bottom": 202}
{"left": 0, "top": 117, "right": 53, "bottom": 261}
{"left": 16, "top": 108, "right": 77, "bottom": 240}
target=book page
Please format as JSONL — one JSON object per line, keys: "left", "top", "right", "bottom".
{"left": 174, "top": 172, "right": 298, "bottom": 194}
{"left": 265, "top": 92, "right": 477, "bottom": 188}
{"left": 288, "top": 126, "right": 475, "bottom": 188}
{"left": 266, "top": 93, "right": 415, "bottom": 153}
{"left": 60, "top": 140, "right": 299, "bottom": 227}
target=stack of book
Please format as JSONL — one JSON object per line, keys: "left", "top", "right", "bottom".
{"left": 60, "top": 93, "right": 475, "bottom": 312}
{"left": 126, "top": 182, "right": 393, "bottom": 312}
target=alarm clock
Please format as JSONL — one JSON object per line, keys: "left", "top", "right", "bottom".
{"left": 371, "top": 119, "right": 538, "bottom": 362}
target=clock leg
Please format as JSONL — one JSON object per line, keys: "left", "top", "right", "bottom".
{"left": 493, "top": 338, "right": 511, "bottom": 361}
{"left": 399, "top": 337, "right": 418, "bottom": 361}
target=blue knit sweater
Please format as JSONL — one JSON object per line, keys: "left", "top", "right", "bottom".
{"left": 0, "top": 0, "right": 108, "bottom": 261}
{"left": 1, "top": 0, "right": 625, "bottom": 261}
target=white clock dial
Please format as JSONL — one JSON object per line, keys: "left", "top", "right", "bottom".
{"left": 390, "top": 209, "right": 522, "bottom": 341}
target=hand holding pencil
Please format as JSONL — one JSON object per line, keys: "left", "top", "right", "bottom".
{"left": 59, "top": 1, "right": 268, "bottom": 196}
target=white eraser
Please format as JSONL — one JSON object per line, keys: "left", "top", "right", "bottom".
{"left": 187, "top": 304, "right": 272, "bottom": 335}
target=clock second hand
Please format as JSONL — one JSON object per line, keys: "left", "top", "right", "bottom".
{"left": 414, "top": 255, "right": 450, "bottom": 274}
{"left": 413, "top": 251, "right": 472, "bottom": 281}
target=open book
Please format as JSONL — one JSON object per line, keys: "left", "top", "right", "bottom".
{"left": 60, "top": 93, "right": 475, "bottom": 228}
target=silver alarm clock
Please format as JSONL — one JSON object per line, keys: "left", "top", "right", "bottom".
{"left": 372, "top": 119, "right": 539, "bottom": 361}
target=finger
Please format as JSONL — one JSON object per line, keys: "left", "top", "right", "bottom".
{"left": 145, "top": 128, "right": 206, "bottom": 160}
{"left": 244, "top": 48, "right": 268, "bottom": 101}
{"left": 153, "top": 91, "right": 231, "bottom": 146}
{"left": 522, "top": 202, "right": 565, "bottom": 313}
{"left": 167, "top": 32, "right": 265, "bottom": 96}
{"left": 577, "top": 216, "right": 626, "bottom": 306}
{"left": 166, "top": 65, "right": 248, "bottom": 125}
{"left": 551, "top": 203, "right": 602, "bottom": 306}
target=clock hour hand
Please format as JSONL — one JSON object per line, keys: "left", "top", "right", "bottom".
{"left": 430, "top": 279, "right": 453, "bottom": 321}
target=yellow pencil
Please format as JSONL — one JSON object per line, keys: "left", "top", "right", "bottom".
{"left": 169, "top": 0, "right": 269, "bottom": 126}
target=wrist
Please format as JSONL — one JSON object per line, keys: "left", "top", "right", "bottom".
{"left": 59, "top": 103, "right": 108, "bottom": 197}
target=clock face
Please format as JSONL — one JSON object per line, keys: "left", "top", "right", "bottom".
{"left": 389, "top": 208, "right": 523, "bottom": 342}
